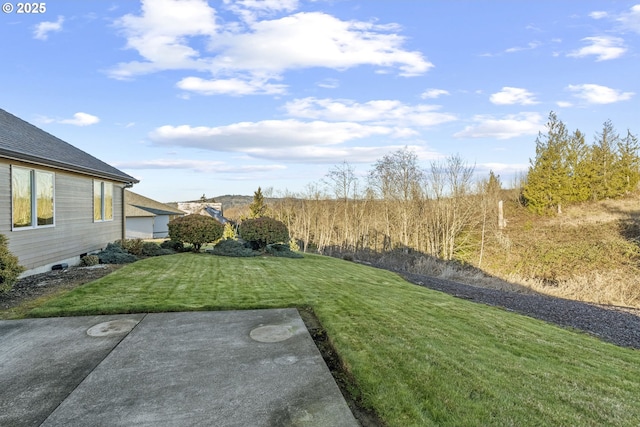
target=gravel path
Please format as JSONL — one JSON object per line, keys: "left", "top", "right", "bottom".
{"left": 397, "top": 270, "right": 640, "bottom": 350}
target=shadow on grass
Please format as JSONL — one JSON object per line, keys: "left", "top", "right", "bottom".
{"left": 298, "top": 306, "right": 387, "bottom": 427}
{"left": 326, "top": 248, "right": 640, "bottom": 350}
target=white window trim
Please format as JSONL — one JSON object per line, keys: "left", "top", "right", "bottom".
{"left": 11, "top": 165, "right": 55, "bottom": 231}
{"left": 93, "top": 180, "right": 114, "bottom": 222}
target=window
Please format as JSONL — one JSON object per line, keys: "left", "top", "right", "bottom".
{"left": 11, "top": 166, "right": 54, "bottom": 229}
{"left": 93, "top": 180, "right": 113, "bottom": 221}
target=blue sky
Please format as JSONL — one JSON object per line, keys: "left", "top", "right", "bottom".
{"left": 2, "top": 0, "right": 639, "bottom": 202}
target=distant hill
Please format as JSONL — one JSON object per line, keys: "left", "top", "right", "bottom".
{"left": 173, "top": 195, "right": 287, "bottom": 210}
{"left": 211, "top": 195, "right": 254, "bottom": 209}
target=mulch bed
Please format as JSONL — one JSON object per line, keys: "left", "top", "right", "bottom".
{"left": 0, "top": 264, "right": 122, "bottom": 311}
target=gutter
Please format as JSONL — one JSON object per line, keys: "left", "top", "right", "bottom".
{"left": 0, "top": 149, "right": 139, "bottom": 184}
{"left": 122, "top": 182, "right": 135, "bottom": 240}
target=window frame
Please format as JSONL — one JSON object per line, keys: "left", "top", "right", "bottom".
{"left": 93, "top": 180, "right": 114, "bottom": 222}
{"left": 11, "top": 165, "right": 55, "bottom": 231}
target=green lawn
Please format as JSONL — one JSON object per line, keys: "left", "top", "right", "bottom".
{"left": 20, "top": 253, "right": 640, "bottom": 426}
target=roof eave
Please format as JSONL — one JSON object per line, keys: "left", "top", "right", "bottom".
{"left": 0, "top": 149, "right": 139, "bottom": 184}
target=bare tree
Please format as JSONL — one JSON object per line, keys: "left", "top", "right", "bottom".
{"left": 325, "top": 161, "right": 358, "bottom": 251}
{"left": 368, "top": 147, "right": 424, "bottom": 251}
{"left": 424, "top": 155, "right": 476, "bottom": 260}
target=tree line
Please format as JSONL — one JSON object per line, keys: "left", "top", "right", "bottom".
{"left": 250, "top": 111, "right": 639, "bottom": 263}
{"left": 266, "top": 148, "right": 489, "bottom": 261}
{"left": 523, "top": 112, "right": 640, "bottom": 214}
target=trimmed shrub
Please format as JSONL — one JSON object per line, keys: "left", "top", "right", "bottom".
{"left": 265, "top": 243, "right": 304, "bottom": 258}
{"left": 80, "top": 254, "right": 100, "bottom": 266}
{"left": 160, "top": 240, "right": 184, "bottom": 252}
{"left": 116, "top": 238, "right": 145, "bottom": 256}
{"left": 239, "top": 217, "right": 289, "bottom": 250}
{"left": 168, "top": 214, "right": 224, "bottom": 252}
{"left": 141, "top": 242, "right": 173, "bottom": 257}
{"left": 211, "top": 239, "right": 258, "bottom": 257}
{"left": 0, "top": 234, "right": 25, "bottom": 293}
{"left": 97, "top": 243, "right": 137, "bottom": 264}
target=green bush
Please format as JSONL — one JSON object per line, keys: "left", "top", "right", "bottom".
{"left": 210, "top": 239, "right": 258, "bottom": 257}
{"left": 168, "top": 215, "right": 224, "bottom": 252}
{"left": 239, "top": 217, "right": 289, "bottom": 250}
{"left": 0, "top": 234, "right": 25, "bottom": 293}
{"left": 116, "top": 238, "right": 145, "bottom": 256}
{"left": 97, "top": 243, "right": 138, "bottom": 264}
{"left": 160, "top": 240, "right": 184, "bottom": 252}
{"left": 80, "top": 254, "right": 100, "bottom": 266}
{"left": 141, "top": 242, "right": 173, "bottom": 257}
{"left": 265, "top": 243, "right": 304, "bottom": 258}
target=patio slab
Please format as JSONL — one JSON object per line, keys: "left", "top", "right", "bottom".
{"left": 0, "top": 309, "right": 358, "bottom": 427}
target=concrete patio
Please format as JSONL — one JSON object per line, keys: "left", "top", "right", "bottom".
{"left": 0, "top": 309, "right": 358, "bottom": 426}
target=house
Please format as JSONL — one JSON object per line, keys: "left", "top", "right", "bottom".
{"left": 177, "top": 201, "right": 232, "bottom": 224}
{"left": 125, "top": 190, "right": 185, "bottom": 239}
{"left": 0, "top": 108, "right": 139, "bottom": 276}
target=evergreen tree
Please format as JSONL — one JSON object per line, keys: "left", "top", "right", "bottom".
{"left": 484, "top": 170, "right": 502, "bottom": 204}
{"left": 565, "top": 129, "right": 592, "bottom": 202}
{"left": 249, "top": 187, "right": 267, "bottom": 218}
{"left": 222, "top": 222, "right": 237, "bottom": 240}
{"left": 522, "top": 112, "right": 571, "bottom": 213}
{"left": 613, "top": 130, "right": 640, "bottom": 194}
{"left": 590, "top": 120, "right": 620, "bottom": 200}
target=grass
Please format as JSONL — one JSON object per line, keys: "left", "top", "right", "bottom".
{"left": 17, "top": 253, "right": 640, "bottom": 426}
{"left": 466, "top": 193, "right": 640, "bottom": 308}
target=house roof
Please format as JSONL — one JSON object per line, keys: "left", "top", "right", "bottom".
{"left": 0, "top": 108, "right": 138, "bottom": 183}
{"left": 125, "top": 190, "right": 185, "bottom": 217}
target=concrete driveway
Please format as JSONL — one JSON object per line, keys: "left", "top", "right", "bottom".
{"left": 0, "top": 309, "right": 358, "bottom": 426}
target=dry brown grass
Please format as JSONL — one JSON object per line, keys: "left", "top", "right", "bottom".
{"left": 504, "top": 270, "right": 640, "bottom": 308}
{"left": 340, "top": 192, "right": 640, "bottom": 309}
{"left": 476, "top": 191, "right": 640, "bottom": 308}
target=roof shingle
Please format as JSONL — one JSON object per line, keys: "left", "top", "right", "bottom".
{"left": 0, "top": 108, "right": 138, "bottom": 183}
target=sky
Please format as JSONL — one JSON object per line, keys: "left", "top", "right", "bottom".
{"left": 2, "top": 0, "right": 639, "bottom": 203}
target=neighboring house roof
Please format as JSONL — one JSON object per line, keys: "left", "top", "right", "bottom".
{"left": 125, "top": 190, "right": 185, "bottom": 218}
{"left": 0, "top": 108, "right": 138, "bottom": 183}
{"left": 203, "top": 206, "right": 231, "bottom": 224}
{"left": 176, "top": 202, "right": 232, "bottom": 225}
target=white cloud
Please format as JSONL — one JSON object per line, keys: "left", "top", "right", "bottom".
{"left": 556, "top": 101, "right": 573, "bottom": 108}
{"left": 149, "top": 119, "right": 413, "bottom": 151}
{"left": 111, "top": 4, "right": 432, "bottom": 94}
{"left": 478, "top": 162, "right": 529, "bottom": 174}
{"left": 176, "top": 76, "right": 287, "bottom": 95}
{"left": 316, "top": 78, "right": 340, "bottom": 89}
{"left": 566, "top": 84, "right": 634, "bottom": 104}
{"left": 454, "top": 113, "right": 544, "bottom": 140}
{"left": 567, "top": 36, "right": 626, "bottom": 61}
{"left": 59, "top": 112, "right": 100, "bottom": 126}
{"left": 421, "top": 89, "right": 449, "bottom": 99}
{"left": 113, "top": 158, "right": 286, "bottom": 173}
{"left": 227, "top": 0, "right": 298, "bottom": 13}
{"left": 283, "top": 97, "right": 456, "bottom": 127}
{"left": 109, "top": 0, "right": 217, "bottom": 79}
{"left": 490, "top": 87, "right": 538, "bottom": 105}
{"left": 589, "top": 11, "right": 608, "bottom": 19}
{"left": 481, "top": 41, "right": 540, "bottom": 57}
{"left": 243, "top": 144, "right": 440, "bottom": 164}
{"left": 210, "top": 12, "right": 432, "bottom": 77}
{"left": 33, "top": 16, "right": 64, "bottom": 40}
{"left": 504, "top": 41, "right": 540, "bottom": 53}
{"left": 223, "top": 0, "right": 299, "bottom": 22}
{"left": 618, "top": 4, "right": 640, "bottom": 34}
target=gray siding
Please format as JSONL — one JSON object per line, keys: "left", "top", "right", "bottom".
{"left": 153, "top": 215, "right": 171, "bottom": 238}
{"left": 126, "top": 217, "right": 154, "bottom": 239}
{"left": 1, "top": 160, "right": 125, "bottom": 272}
